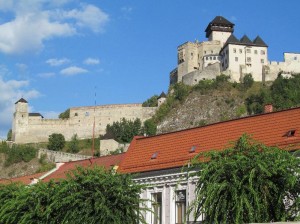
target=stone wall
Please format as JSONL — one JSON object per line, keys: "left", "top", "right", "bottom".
{"left": 13, "top": 102, "right": 157, "bottom": 144}
{"left": 182, "top": 62, "right": 220, "bottom": 85}
{"left": 38, "top": 148, "right": 92, "bottom": 163}
{"left": 100, "top": 139, "right": 130, "bottom": 156}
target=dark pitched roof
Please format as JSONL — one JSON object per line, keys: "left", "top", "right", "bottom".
{"left": 205, "top": 16, "right": 234, "bottom": 38}
{"left": 240, "top": 35, "right": 253, "bottom": 44}
{"left": 253, "top": 35, "right": 268, "bottom": 47}
{"left": 119, "top": 107, "right": 300, "bottom": 174}
{"left": 29, "top": 113, "right": 44, "bottom": 118}
{"left": 158, "top": 92, "right": 167, "bottom": 99}
{"left": 15, "top": 98, "right": 27, "bottom": 104}
{"left": 224, "top": 34, "right": 240, "bottom": 45}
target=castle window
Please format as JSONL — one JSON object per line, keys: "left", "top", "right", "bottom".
{"left": 235, "top": 57, "right": 238, "bottom": 62}
{"left": 206, "top": 57, "right": 208, "bottom": 60}
{"left": 210, "top": 57, "right": 212, "bottom": 60}
{"left": 247, "top": 57, "right": 252, "bottom": 63}
{"left": 204, "top": 51, "right": 206, "bottom": 54}
{"left": 211, "top": 50, "right": 213, "bottom": 53}
{"left": 254, "top": 50, "right": 258, "bottom": 54}
{"left": 261, "top": 50, "right": 265, "bottom": 55}
{"left": 233, "top": 48, "right": 236, "bottom": 53}
{"left": 261, "top": 59, "right": 264, "bottom": 63}
{"left": 294, "top": 56, "right": 297, "bottom": 60}
{"left": 239, "top": 49, "right": 243, "bottom": 54}
{"left": 213, "top": 56, "right": 216, "bottom": 60}
{"left": 85, "top": 112, "right": 89, "bottom": 116}
{"left": 246, "top": 48, "right": 251, "bottom": 53}
{"left": 74, "top": 113, "right": 78, "bottom": 116}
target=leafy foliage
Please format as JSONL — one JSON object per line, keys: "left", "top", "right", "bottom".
{"left": 246, "top": 74, "right": 300, "bottom": 114}
{"left": 242, "top": 73, "right": 254, "bottom": 89}
{"left": 47, "top": 133, "right": 65, "bottom": 151}
{"left": 59, "top": 108, "right": 70, "bottom": 119}
{"left": 143, "top": 118, "right": 157, "bottom": 136}
{"left": 189, "top": 134, "right": 300, "bottom": 223}
{"left": 6, "top": 129, "right": 12, "bottom": 141}
{"left": 142, "top": 95, "right": 158, "bottom": 107}
{"left": 173, "top": 82, "right": 191, "bottom": 102}
{"left": 105, "top": 118, "right": 142, "bottom": 143}
{"left": 0, "top": 142, "right": 37, "bottom": 167}
{"left": 0, "top": 166, "right": 147, "bottom": 224}
{"left": 67, "top": 134, "right": 79, "bottom": 153}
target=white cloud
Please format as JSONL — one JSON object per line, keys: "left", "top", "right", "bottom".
{"left": 37, "top": 72, "right": 55, "bottom": 78}
{"left": 0, "top": 1, "right": 109, "bottom": 54}
{"left": 60, "top": 66, "right": 88, "bottom": 76}
{"left": 0, "top": 74, "right": 41, "bottom": 139}
{"left": 46, "top": 58, "right": 70, "bottom": 66}
{"left": 84, "top": 57, "right": 100, "bottom": 65}
{"left": 62, "top": 4, "right": 109, "bottom": 33}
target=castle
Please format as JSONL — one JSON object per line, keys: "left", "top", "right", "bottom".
{"left": 170, "top": 16, "right": 300, "bottom": 85}
{"left": 12, "top": 98, "right": 158, "bottom": 144}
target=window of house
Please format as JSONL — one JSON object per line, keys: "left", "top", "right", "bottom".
{"left": 74, "top": 113, "right": 78, "bottom": 116}
{"left": 254, "top": 50, "right": 258, "bottom": 54}
{"left": 239, "top": 49, "right": 242, "bottom": 54}
{"left": 235, "top": 57, "right": 238, "bottom": 62}
{"left": 213, "top": 56, "right": 216, "bottom": 60}
{"left": 233, "top": 48, "right": 236, "bottom": 53}
{"left": 175, "top": 190, "right": 186, "bottom": 224}
{"left": 247, "top": 57, "right": 251, "bottom": 63}
{"left": 210, "top": 57, "right": 212, "bottom": 60}
{"left": 211, "top": 50, "right": 213, "bottom": 53}
{"left": 151, "top": 193, "right": 162, "bottom": 224}
{"left": 294, "top": 56, "right": 297, "bottom": 60}
{"left": 261, "top": 59, "right": 264, "bottom": 63}
{"left": 261, "top": 50, "right": 265, "bottom": 55}
{"left": 246, "top": 48, "right": 251, "bottom": 53}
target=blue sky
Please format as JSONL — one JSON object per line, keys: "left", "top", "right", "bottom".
{"left": 0, "top": 0, "right": 300, "bottom": 139}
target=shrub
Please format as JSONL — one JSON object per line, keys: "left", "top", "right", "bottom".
{"left": 4, "top": 145, "right": 37, "bottom": 167}
{"left": 67, "top": 134, "right": 80, "bottom": 153}
{"left": 143, "top": 118, "right": 157, "bottom": 136}
{"left": 59, "top": 108, "right": 70, "bottom": 119}
{"left": 243, "top": 73, "right": 254, "bottom": 89}
{"left": 47, "top": 133, "right": 65, "bottom": 151}
{"left": 142, "top": 95, "right": 158, "bottom": 107}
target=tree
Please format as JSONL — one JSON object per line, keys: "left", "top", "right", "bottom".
{"left": 243, "top": 73, "right": 254, "bottom": 89}
{"left": 143, "top": 118, "right": 157, "bottom": 136}
{"left": 189, "top": 134, "right": 300, "bottom": 223}
{"left": 142, "top": 95, "right": 158, "bottom": 107}
{"left": 67, "top": 134, "right": 80, "bottom": 153}
{"left": 47, "top": 133, "right": 65, "bottom": 151}
{"left": 105, "top": 118, "right": 142, "bottom": 143}
{"left": 0, "top": 166, "right": 147, "bottom": 224}
{"left": 6, "top": 129, "right": 12, "bottom": 141}
{"left": 59, "top": 108, "right": 70, "bottom": 119}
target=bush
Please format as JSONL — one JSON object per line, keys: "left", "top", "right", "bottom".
{"left": 6, "top": 129, "right": 12, "bottom": 141}
{"left": 4, "top": 145, "right": 37, "bottom": 167}
{"left": 173, "top": 82, "right": 191, "bottom": 102}
{"left": 59, "top": 108, "right": 70, "bottom": 119}
{"left": 142, "top": 95, "right": 158, "bottom": 107}
{"left": 67, "top": 134, "right": 79, "bottom": 153}
{"left": 243, "top": 73, "right": 254, "bottom": 89}
{"left": 47, "top": 133, "right": 65, "bottom": 151}
{"left": 143, "top": 118, "right": 157, "bottom": 136}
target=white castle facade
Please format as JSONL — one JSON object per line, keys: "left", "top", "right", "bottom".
{"left": 12, "top": 98, "right": 157, "bottom": 144}
{"left": 170, "top": 16, "right": 300, "bottom": 85}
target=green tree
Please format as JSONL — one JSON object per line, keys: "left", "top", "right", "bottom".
{"left": 47, "top": 133, "right": 65, "bottom": 151}
{"left": 243, "top": 73, "right": 254, "bottom": 89}
{"left": 189, "top": 134, "right": 300, "bottom": 223}
{"left": 173, "top": 82, "right": 190, "bottom": 102}
{"left": 67, "top": 134, "right": 80, "bottom": 153}
{"left": 0, "top": 166, "right": 147, "bottom": 224}
{"left": 59, "top": 108, "right": 70, "bottom": 119}
{"left": 142, "top": 95, "right": 158, "bottom": 107}
{"left": 105, "top": 118, "right": 142, "bottom": 143}
{"left": 6, "top": 129, "right": 12, "bottom": 141}
{"left": 143, "top": 118, "right": 157, "bottom": 136}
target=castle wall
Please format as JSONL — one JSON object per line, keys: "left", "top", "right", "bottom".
{"left": 38, "top": 148, "right": 92, "bottom": 163}
{"left": 182, "top": 62, "right": 220, "bottom": 85}
{"left": 13, "top": 103, "right": 157, "bottom": 144}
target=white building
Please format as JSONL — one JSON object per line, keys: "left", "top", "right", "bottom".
{"left": 170, "top": 16, "right": 300, "bottom": 85}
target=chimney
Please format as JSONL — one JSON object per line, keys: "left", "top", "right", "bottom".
{"left": 264, "top": 104, "right": 273, "bottom": 113}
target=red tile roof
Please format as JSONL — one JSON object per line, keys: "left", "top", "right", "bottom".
{"left": 118, "top": 107, "right": 300, "bottom": 174}
{"left": 42, "top": 153, "right": 125, "bottom": 182}
{"left": 0, "top": 172, "right": 47, "bottom": 185}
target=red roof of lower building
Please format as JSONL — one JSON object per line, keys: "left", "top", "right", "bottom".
{"left": 118, "top": 107, "right": 300, "bottom": 174}
{"left": 42, "top": 153, "right": 125, "bottom": 182}
{"left": 0, "top": 172, "right": 47, "bottom": 185}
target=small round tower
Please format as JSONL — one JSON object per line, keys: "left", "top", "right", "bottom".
{"left": 157, "top": 92, "right": 167, "bottom": 107}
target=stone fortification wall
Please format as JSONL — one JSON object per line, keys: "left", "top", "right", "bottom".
{"left": 182, "top": 62, "right": 220, "bottom": 85}
{"left": 13, "top": 103, "right": 157, "bottom": 144}
{"left": 38, "top": 148, "right": 91, "bottom": 163}
{"left": 100, "top": 139, "right": 130, "bottom": 156}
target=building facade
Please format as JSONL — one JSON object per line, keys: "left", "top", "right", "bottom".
{"left": 170, "top": 16, "right": 300, "bottom": 85}
{"left": 12, "top": 98, "right": 156, "bottom": 144}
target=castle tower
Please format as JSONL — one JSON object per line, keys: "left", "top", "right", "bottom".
{"left": 205, "top": 16, "right": 234, "bottom": 47}
{"left": 12, "top": 98, "right": 29, "bottom": 143}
